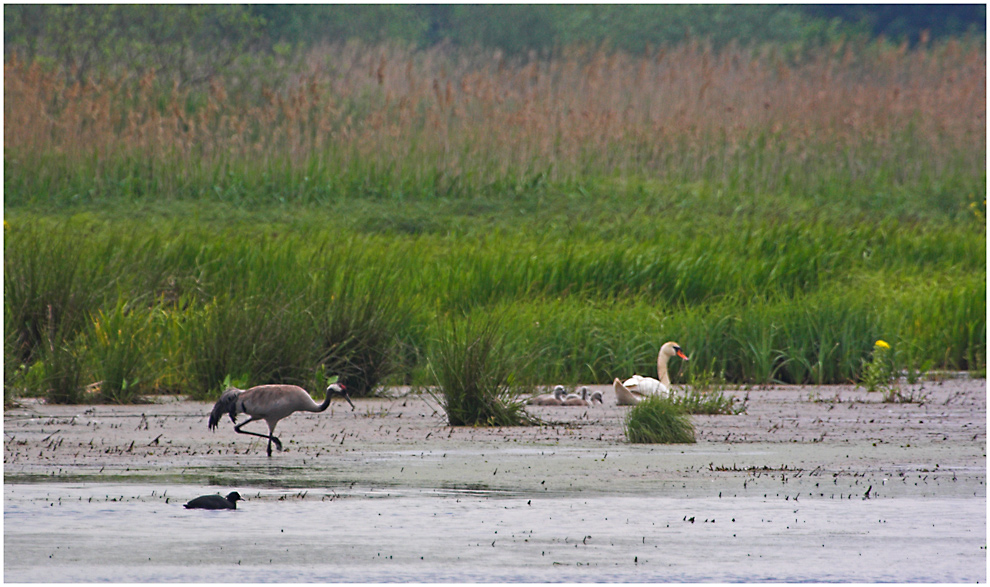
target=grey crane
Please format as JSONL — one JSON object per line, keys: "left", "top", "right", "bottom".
{"left": 208, "top": 382, "right": 354, "bottom": 456}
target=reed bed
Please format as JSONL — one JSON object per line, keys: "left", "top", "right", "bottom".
{"left": 3, "top": 40, "right": 985, "bottom": 402}
{"left": 4, "top": 39, "right": 985, "bottom": 213}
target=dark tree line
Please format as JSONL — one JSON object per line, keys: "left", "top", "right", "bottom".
{"left": 5, "top": 5, "right": 984, "bottom": 84}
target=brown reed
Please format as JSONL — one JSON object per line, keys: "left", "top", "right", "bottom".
{"left": 4, "top": 39, "right": 985, "bottom": 194}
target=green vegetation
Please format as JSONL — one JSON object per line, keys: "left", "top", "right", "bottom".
{"left": 3, "top": 34, "right": 985, "bottom": 404}
{"left": 860, "top": 340, "right": 896, "bottom": 394}
{"left": 6, "top": 6, "right": 983, "bottom": 73}
{"left": 427, "top": 316, "right": 536, "bottom": 427}
{"left": 625, "top": 396, "right": 696, "bottom": 444}
{"left": 672, "top": 391, "right": 745, "bottom": 417}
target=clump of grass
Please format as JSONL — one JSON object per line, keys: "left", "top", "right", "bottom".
{"left": 428, "top": 315, "right": 536, "bottom": 427}
{"left": 311, "top": 257, "right": 411, "bottom": 396}
{"left": 625, "top": 395, "right": 696, "bottom": 444}
{"left": 84, "top": 296, "right": 153, "bottom": 403}
{"left": 32, "top": 319, "right": 86, "bottom": 404}
{"left": 860, "top": 339, "right": 896, "bottom": 394}
{"left": 673, "top": 391, "right": 745, "bottom": 415}
{"left": 675, "top": 363, "right": 744, "bottom": 414}
{"left": 881, "top": 387, "right": 928, "bottom": 404}
{"left": 179, "top": 292, "right": 312, "bottom": 400}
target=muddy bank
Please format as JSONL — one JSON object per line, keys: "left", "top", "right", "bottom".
{"left": 4, "top": 379, "right": 985, "bottom": 496}
{"left": 5, "top": 379, "right": 986, "bottom": 582}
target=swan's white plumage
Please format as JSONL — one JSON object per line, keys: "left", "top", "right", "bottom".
{"left": 621, "top": 375, "right": 670, "bottom": 397}
{"left": 615, "top": 342, "right": 689, "bottom": 405}
{"left": 613, "top": 378, "right": 641, "bottom": 406}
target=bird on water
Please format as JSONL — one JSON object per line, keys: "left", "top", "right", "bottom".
{"left": 614, "top": 342, "right": 689, "bottom": 405}
{"left": 184, "top": 491, "right": 243, "bottom": 510}
{"left": 208, "top": 382, "right": 354, "bottom": 456}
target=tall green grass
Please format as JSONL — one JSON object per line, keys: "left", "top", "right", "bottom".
{"left": 30, "top": 317, "right": 86, "bottom": 404}
{"left": 2, "top": 213, "right": 984, "bottom": 402}
{"left": 625, "top": 396, "right": 696, "bottom": 444}
{"left": 85, "top": 296, "right": 155, "bottom": 403}
{"left": 427, "top": 315, "right": 536, "bottom": 426}
{"left": 309, "top": 253, "right": 412, "bottom": 395}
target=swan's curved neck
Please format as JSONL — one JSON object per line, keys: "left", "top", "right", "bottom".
{"left": 657, "top": 352, "right": 673, "bottom": 386}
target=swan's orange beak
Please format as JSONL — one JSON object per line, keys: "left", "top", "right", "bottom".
{"left": 676, "top": 349, "right": 689, "bottom": 361}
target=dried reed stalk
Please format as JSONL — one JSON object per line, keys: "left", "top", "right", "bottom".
{"left": 5, "top": 40, "right": 985, "bottom": 188}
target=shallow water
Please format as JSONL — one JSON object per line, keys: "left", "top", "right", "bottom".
{"left": 5, "top": 482, "right": 985, "bottom": 582}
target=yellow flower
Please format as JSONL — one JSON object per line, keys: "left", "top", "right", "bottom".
{"left": 875, "top": 340, "right": 890, "bottom": 350}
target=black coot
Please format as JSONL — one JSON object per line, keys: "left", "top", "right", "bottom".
{"left": 183, "top": 491, "right": 243, "bottom": 509}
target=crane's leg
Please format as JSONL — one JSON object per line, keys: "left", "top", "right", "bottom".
{"left": 266, "top": 422, "right": 282, "bottom": 456}
{"left": 233, "top": 418, "right": 282, "bottom": 456}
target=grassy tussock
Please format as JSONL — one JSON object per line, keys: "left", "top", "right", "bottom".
{"left": 428, "top": 316, "right": 536, "bottom": 427}
{"left": 672, "top": 392, "right": 743, "bottom": 416}
{"left": 310, "top": 259, "right": 411, "bottom": 396}
{"left": 625, "top": 396, "right": 696, "bottom": 444}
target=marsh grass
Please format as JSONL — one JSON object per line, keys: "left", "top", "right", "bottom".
{"left": 2, "top": 218, "right": 983, "bottom": 403}
{"left": 625, "top": 396, "right": 696, "bottom": 444}
{"left": 180, "top": 290, "right": 316, "bottom": 400}
{"left": 882, "top": 387, "right": 928, "bottom": 404}
{"left": 428, "top": 315, "right": 537, "bottom": 427}
{"left": 2, "top": 39, "right": 985, "bottom": 402}
{"left": 310, "top": 255, "right": 412, "bottom": 396}
{"left": 33, "top": 318, "right": 86, "bottom": 404}
{"left": 85, "top": 296, "right": 154, "bottom": 403}
{"left": 179, "top": 295, "right": 258, "bottom": 400}
{"left": 3, "top": 226, "right": 109, "bottom": 366}
{"left": 677, "top": 366, "right": 745, "bottom": 415}
{"left": 672, "top": 391, "right": 745, "bottom": 416}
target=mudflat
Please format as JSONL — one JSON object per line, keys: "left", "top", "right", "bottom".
{"left": 4, "top": 378, "right": 986, "bottom": 582}
{"left": 4, "top": 379, "right": 985, "bottom": 494}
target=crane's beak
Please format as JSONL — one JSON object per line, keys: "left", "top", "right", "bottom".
{"left": 341, "top": 391, "right": 355, "bottom": 410}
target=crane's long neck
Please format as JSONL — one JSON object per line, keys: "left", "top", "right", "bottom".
{"left": 313, "top": 392, "right": 334, "bottom": 413}
{"left": 657, "top": 352, "right": 673, "bottom": 386}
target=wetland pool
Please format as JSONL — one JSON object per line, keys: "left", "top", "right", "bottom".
{"left": 4, "top": 482, "right": 985, "bottom": 582}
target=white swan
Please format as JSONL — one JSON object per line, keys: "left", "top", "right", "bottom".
{"left": 527, "top": 385, "right": 567, "bottom": 406}
{"left": 615, "top": 341, "right": 689, "bottom": 405}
